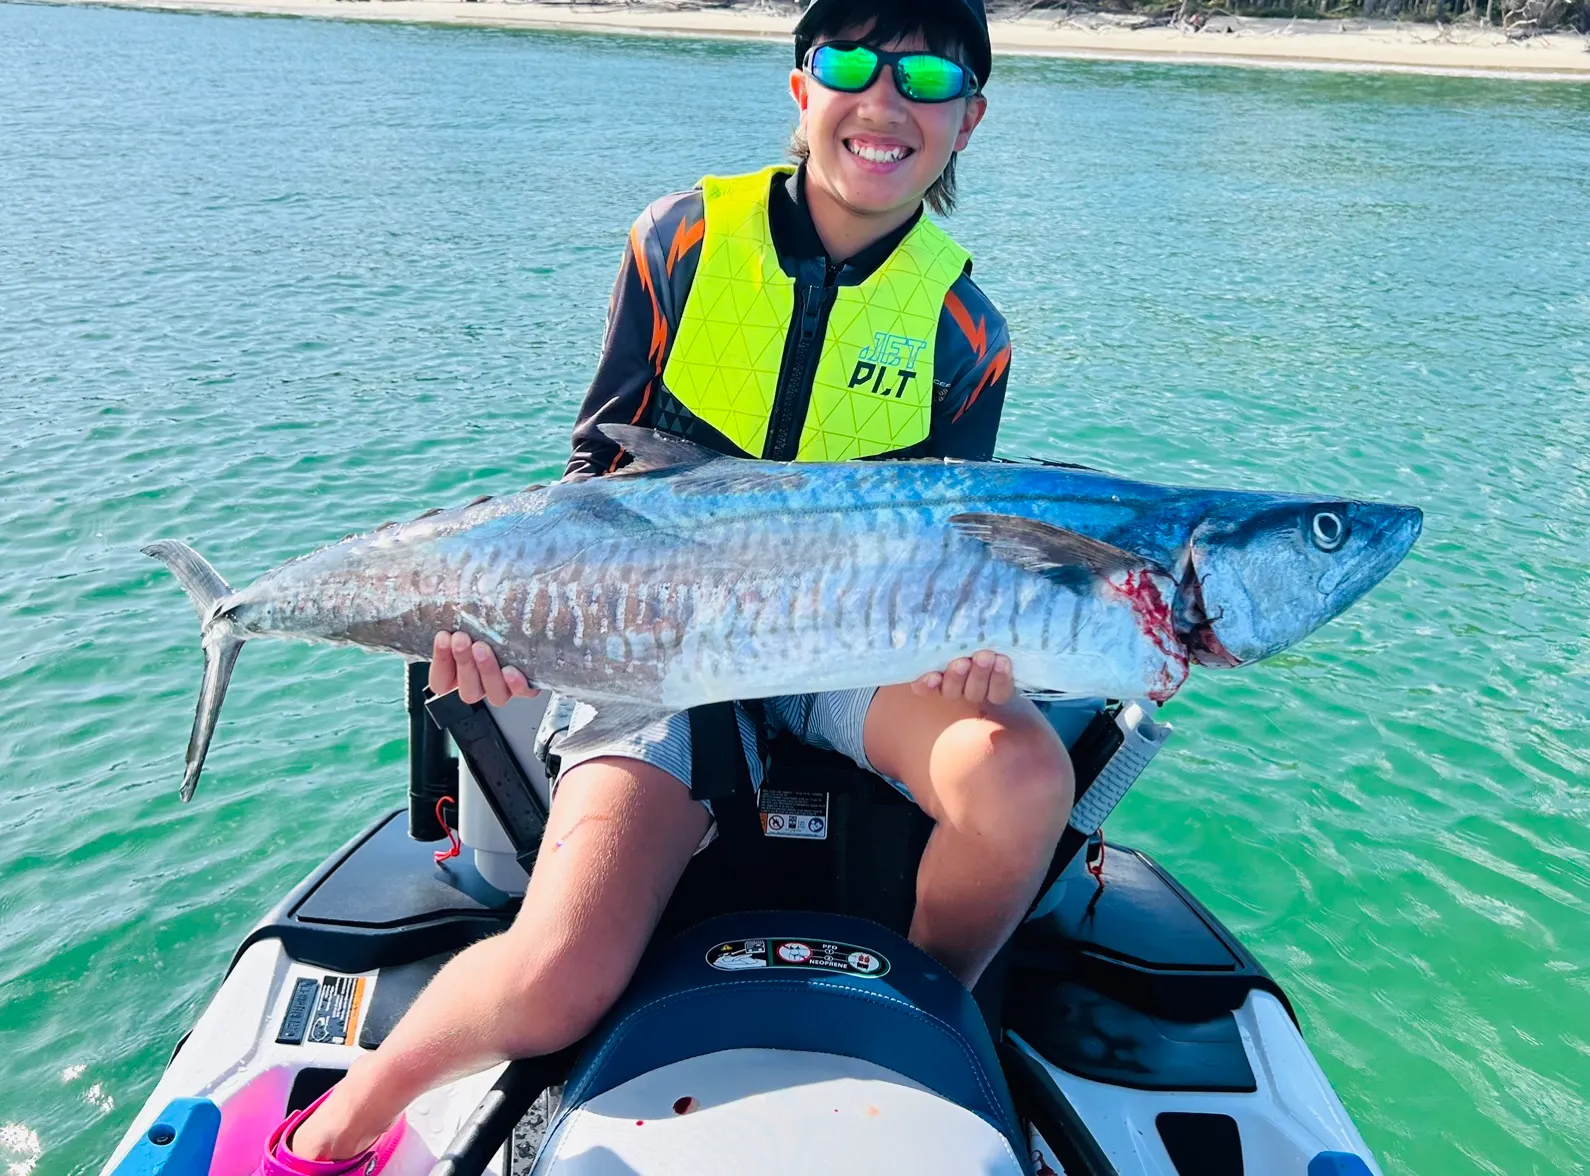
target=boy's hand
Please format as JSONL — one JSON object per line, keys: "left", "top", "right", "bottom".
{"left": 911, "top": 651, "right": 1014, "bottom": 706}
{"left": 429, "top": 631, "right": 539, "bottom": 707}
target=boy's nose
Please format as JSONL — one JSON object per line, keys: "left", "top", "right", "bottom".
{"left": 854, "top": 69, "right": 910, "bottom": 121}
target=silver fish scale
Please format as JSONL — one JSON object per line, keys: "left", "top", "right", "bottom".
{"left": 649, "top": 503, "right": 1159, "bottom": 705}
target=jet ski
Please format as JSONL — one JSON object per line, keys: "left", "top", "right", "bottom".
{"left": 102, "top": 669, "right": 1382, "bottom": 1176}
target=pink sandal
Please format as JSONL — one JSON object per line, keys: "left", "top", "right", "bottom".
{"left": 260, "top": 1089, "right": 408, "bottom": 1176}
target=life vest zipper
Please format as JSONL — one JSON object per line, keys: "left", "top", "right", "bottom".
{"left": 762, "top": 280, "right": 834, "bottom": 461}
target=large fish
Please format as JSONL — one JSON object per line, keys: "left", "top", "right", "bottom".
{"left": 145, "top": 426, "right": 1421, "bottom": 800}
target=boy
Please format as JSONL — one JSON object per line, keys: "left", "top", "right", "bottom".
{"left": 279, "top": 1, "right": 1073, "bottom": 1165}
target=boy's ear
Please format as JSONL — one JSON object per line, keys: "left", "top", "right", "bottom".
{"left": 954, "top": 94, "right": 988, "bottom": 153}
{"left": 790, "top": 68, "right": 811, "bottom": 112}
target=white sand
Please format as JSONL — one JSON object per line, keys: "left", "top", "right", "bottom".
{"left": 43, "top": 0, "right": 1590, "bottom": 80}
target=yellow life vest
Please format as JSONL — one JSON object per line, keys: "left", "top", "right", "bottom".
{"left": 661, "top": 166, "right": 972, "bottom": 462}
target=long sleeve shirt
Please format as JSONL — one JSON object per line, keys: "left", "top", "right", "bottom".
{"left": 566, "top": 166, "right": 1012, "bottom": 479}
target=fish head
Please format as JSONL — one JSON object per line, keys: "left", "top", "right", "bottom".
{"left": 1177, "top": 497, "right": 1422, "bottom": 667}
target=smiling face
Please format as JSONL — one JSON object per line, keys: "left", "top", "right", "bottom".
{"left": 790, "top": 25, "right": 987, "bottom": 234}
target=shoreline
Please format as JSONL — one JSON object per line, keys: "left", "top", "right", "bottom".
{"left": 28, "top": 0, "right": 1590, "bottom": 80}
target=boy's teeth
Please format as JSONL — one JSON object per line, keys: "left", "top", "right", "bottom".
{"left": 847, "top": 140, "right": 910, "bottom": 163}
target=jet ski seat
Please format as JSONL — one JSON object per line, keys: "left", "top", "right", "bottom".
{"left": 532, "top": 911, "right": 1029, "bottom": 1173}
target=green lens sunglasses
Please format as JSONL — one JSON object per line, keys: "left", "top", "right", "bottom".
{"left": 805, "top": 41, "right": 979, "bottom": 104}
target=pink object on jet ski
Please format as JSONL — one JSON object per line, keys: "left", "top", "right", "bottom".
{"left": 259, "top": 1090, "right": 411, "bottom": 1176}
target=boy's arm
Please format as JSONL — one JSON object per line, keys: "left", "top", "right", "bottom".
{"left": 929, "top": 276, "right": 1012, "bottom": 462}
{"left": 564, "top": 233, "right": 661, "bottom": 480}
{"left": 566, "top": 191, "right": 705, "bottom": 480}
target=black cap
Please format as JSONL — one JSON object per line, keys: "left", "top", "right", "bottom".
{"left": 794, "top": 0, "right": 992, "bottom": 89}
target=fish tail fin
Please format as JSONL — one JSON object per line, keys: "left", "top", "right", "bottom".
{"left": 142, "top": 540, "right": 245, "bottom": 802}
{"left": 142, "top": 540, "right": 232, "bottom": 619}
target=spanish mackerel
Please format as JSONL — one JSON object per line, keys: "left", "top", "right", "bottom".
{"left": 145, "top": 426, "right": 1421, "bottom": 800}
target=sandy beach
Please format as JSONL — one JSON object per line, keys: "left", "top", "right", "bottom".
{"left": 36, "top": 0, "right": 1590, "bottom": 80}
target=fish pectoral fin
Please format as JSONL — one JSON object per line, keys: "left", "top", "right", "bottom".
{"left": 552, "top": 701, "right": 679, "bottom": 762}
{"left": 1019, "top": 689, "right": 1088, "bottom": 703}
{"left": 598, "top": 425, "right": 723, "bottom": 475}
{"left": 948, "top": 513, "right": 1167, "bottom": 581}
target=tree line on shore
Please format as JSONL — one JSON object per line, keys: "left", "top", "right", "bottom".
{"left": 986, "top": 0, "right": 1589, "bottom": 33}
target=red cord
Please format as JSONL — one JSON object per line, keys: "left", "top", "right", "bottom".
{"left": 1087, "top": 830, "right": 1107, "bottom": 887}
{"left": 433, "top": 796, "right": 461, "bottom": 865}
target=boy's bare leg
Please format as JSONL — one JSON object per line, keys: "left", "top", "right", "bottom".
{"left": 289, "top": 756, "right": 709, "bottom": 1160}
{"left": 864, "top": 680, "right": 1074, "bottom": 989}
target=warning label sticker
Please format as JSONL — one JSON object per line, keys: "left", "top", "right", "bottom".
{"left": 759, "top": 788, "right": 828, "bottom": 840}
{"left": 277, "top": 974, "right": 371, "bottom": 1047}
{"left": 706, "top": 938, "right": 889, "bottom": 978}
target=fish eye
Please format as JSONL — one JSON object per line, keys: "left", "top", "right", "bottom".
{"left": 1310, "top": 510, "right": 1348, "bottom": 552}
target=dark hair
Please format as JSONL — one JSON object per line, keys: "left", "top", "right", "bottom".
{"left": 791, "top": 0, "right": 979, "bottom": 216}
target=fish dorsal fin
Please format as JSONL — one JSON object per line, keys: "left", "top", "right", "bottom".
{"left": 598, "top": 425, "right": 722, "bottom": 474}
{"left": 949, "top": 513, "right": 1164, "bottom": 580}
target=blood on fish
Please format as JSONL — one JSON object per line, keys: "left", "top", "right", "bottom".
{"left": 1148, "top": 663, "right": 1179, "bottom": 704}
{"left": 1107, "top": 570, "right": 1189, "bottom": 697}
{"left": 1111, "top": 571, "right": 1177, "bottom": 657}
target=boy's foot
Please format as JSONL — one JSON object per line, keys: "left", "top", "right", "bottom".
{"left": 261, "top": 1090, "right": 409, "bottom": 1176}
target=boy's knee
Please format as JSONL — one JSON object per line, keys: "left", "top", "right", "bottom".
{"left": 987, "top": 724, "right": 1074, "bottom": 839}
{"left": 930, "top": 716, "right": 1073, "bottom": 839}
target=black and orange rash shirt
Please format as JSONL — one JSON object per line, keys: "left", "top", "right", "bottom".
{"left": 566, "top": 167, "right": 1013, "bottom": 479}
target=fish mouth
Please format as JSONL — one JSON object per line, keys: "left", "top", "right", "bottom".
{"left": 1187, "top": 622, "right": 1242, "bottom": 668}
{"left": 1173, "top": 553, "right": 1244, "bottom": 668}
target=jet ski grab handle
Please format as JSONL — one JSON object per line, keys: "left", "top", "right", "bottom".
{"left": 407, "top": 663, "right": 455, "bottom": 842}
{"left": 427, "top": 1048, "right": 574, "bottom": 1176}
{"left": 422, "top": 686, "right": 549, "bottom": 873}
{"left": 1029, "top": 701, "right": 1171, "bottom": 914}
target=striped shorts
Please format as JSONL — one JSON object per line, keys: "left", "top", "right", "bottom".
{"left": 536, "top": 688, "right": 907, "bottom": 802}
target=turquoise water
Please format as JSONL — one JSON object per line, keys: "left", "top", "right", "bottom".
{"left": 1, "top": 4, "right": 1587, "bottom": 1171}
